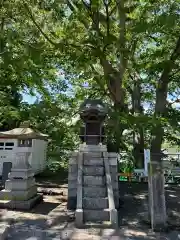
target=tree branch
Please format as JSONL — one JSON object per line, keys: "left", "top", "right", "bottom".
{"left": 167, "top": 98, "right": 180, "bottom": 106}
{"left": 159, "top": 34, "right": 180, "bottom": 86}
{"left": 103, "top": 0, "right": 110, "bottom": 37}
{"left": 67, "top": 1, "right": 126, "bottom": 106}
{"left": 117, "top": 0, "right": 127, "bottom": 75}
{"left": 109, "top": 5, "right": 117, "bottom": 16}
{"left": 23, "top": 2, "right": 59, "bottom": 47}
{"left": 151, "top": 34, "right": 180, "bottom": 154}
{"left": 66, "top": 0, "right": 76, "bottom": 12}
{"left": 82, "top": 1, "right": 104, "bottom": 38}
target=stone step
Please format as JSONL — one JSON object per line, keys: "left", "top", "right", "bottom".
{"left": 84, "top": 221, "right": 112, "bottom": 228}
{"left": 83, "top": 152, "right": 102, "bottom": 159}
{"left": 84, "top": 209, "right": 110, "bottom": 222}
{"left": 83, "top": 158, "right": 104, "bottom": 166}
{"left": 83, "top": 166, "right": 104, "bottom": 176}
{"left": 83, "top": 176, "right": 105, "bottom": 186}
{"left": 83, "top": 186, "right": 106, "bottom": 197}
{"left": 83, "top": 197, "right": 108, "bottom": 209}
{"left": 81, "top": 145, "right": 106, "bottom": 152}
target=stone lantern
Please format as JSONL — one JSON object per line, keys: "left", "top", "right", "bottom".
{"left": 79, "top": 99, "right": 107, "bottom": 145}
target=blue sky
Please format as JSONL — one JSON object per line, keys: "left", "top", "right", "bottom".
{"left": 22, "top": 90, "right": 180, "bottom": 110}
{"left": 22, "top": 93, "right": 37, "bottom": 104}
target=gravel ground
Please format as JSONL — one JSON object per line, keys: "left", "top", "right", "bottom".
{"left": 3, "top": 182, "right": 180, "bottom": 240}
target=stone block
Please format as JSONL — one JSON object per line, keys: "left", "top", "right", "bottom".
{"left": 84, "top": 209, "right": 109, "bottom": 222}
{"left": 148, "top": 162, "right": 167, "bottom": 230}
{"left": 8, "top": 169, "right": 34, "bottom": 180}
{"left": 68, "top": 164, "right": 78, "bottom": 174}
{"left": 68, "top": 180, "right": 77, "bottom": 189}
{"left": 83, "top": 186, "right": 106, "bottom": 197}
{"left": 0, "top": 223, "right": 10, "bottom": 240}
{"left": 83, "top": 158, "right": 104, "bottom": 166}
{"left": 69, "top": 158, "right": 78, "bottom": 165}
{"left": 112, "top": 181, "right": 119, "bottom": 190}
{"left": 5, "top": 177, "right": 35, "bottom": 191}
{"left": 110, "top": 165, "right": 118, "bottom": 174}
{"left": 68, "top": 188, "right": 77, "bottom": 197}
{"left": 75, "top": 209, "right": 83, "bottom": 227}
{"left": 108, "top": 152, "right": 118, "bottom": 158}
{"left": 114, "top": 196, "right": 119, "bottom": 209}
{"left": 109, "top": 158, "right": 118, "bottom": 166}
{"left": 80, "top": 145, "right": 107, "bottom": 152}
{"left": 68, "top": 174, "right": 77, "bottom": 181}
{"left": 83, "top": 152, "right": 102, "bottom": 158}
{"left": 0, "top": 185, "right": 37, "bottom": 201}
{"left": 113, "top": 189, "right": 119, "bottom": 197}
{"left": 110, "top": 174, "right": 118, "bottom": 182}
{"left": 83, "top": 176, "right": 105, "bottom": 186}
{"left": 0, "top": 194, "right": 43, "bottom": 210}
{"left": 83, "top": 166, "right": 104, "bottom": 176}
{"left": 83, "top": 197, "right": 108, "bottom": 209}
{"left": 110, "top": 209, "right": 118, "bottom": 228}
{"left": 71, "top": 151, "right": 78, "bottom": 157}
{"left": 67, "top": 196, "right": 77, "bottom": 210}
{"left": 2, "top": 162, "right": 12, "bottom": 186}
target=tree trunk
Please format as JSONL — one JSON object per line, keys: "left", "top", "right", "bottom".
{"left": 133, "top": 129, "right": 144, "bottom": 169}
{"left": 149, "top": 35, "right": 180, "bottom": 230}
{"left": 149, "top": 87, "right": 167, "bottom": 230}
{"left": 131, "top": 80, "right": 144, "bottom": 168}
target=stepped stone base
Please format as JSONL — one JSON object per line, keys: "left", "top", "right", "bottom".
{"left": 68, "top": 147, "right": 119, "bottom": 210}
{"left": 0, "top": 194, "right": 43, "bottom": 210}
{"left": 68, "top": 144, "right": 119, "bottom": 227}
{"left": 0, "top": 186, "right": 37, "bottom": 201}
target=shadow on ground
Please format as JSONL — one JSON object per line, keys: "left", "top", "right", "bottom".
{"left": 119, "top": 182, "right": 148, "bottom": 226}
{"left": 1, "top": 177, "right": 180, "bottom": 239}
{"left": 119, "top": 182, "right": 180, "bottom": 231}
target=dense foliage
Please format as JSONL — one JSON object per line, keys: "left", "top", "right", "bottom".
{"left": 0, "top": 0, "right": 180, "bottom": 171}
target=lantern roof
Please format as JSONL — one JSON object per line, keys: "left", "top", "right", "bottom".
{"left": 0, "top": 121, "right": 48, "bottom": 140}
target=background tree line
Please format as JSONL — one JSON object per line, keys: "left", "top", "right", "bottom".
{"left": 0, "top": 0, "right": 180, "bottom": 172}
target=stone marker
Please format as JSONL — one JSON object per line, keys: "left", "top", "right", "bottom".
{"left": 2, "top": 162, "right": 12, "bottom": 187}
{"left": 0, "top": 152, "right": 43, "bottom": 209}
{"left": 148, "top": 161, "right": 167, "bottom": 230}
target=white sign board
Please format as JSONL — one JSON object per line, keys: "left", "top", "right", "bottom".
{"left": 144, "top": 149, "right": 150, "bottom": 176}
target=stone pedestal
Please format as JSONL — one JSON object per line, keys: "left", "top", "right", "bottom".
{"left": 0, "top": 152, "right": 42, "bottom": 209}
{"left": 148, "top": 161, "right": 167, "bottom": 230}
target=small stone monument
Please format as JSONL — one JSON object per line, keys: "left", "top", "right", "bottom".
{"left": 68, "top": 99, "right": 119, "bottom": 228}
{"left": 0, "top": 152, "right": 42, "bottom": 209}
